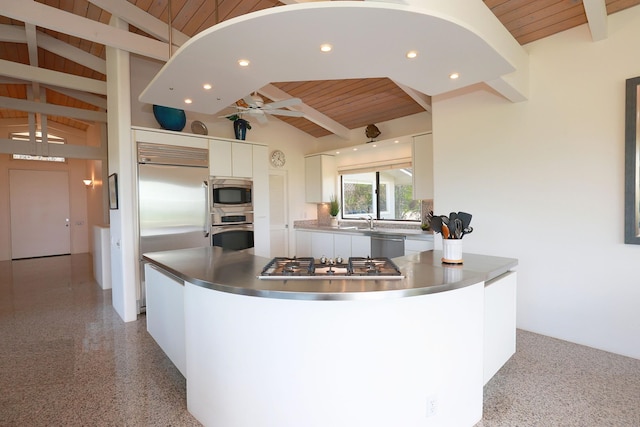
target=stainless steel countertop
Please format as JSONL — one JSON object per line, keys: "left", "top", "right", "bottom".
{"left": 294, "top": 224, "right": 434, "bottom": 240}
{"left": 142, "top": 246, "right": 517, "bottom": 301}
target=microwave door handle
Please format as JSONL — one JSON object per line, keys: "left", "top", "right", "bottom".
{"left": 203, "top": 180, "right": 210, "bottom": 238}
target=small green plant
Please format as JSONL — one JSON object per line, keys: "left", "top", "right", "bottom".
{"left": 227, "top": 114, "right": 252, "bottom": 129}
{"left": 329, "top": 194, "right": 340, "bottom": 217}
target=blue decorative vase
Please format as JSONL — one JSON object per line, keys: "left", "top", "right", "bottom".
{"left": 153, "top": 105, "right": 186, "bottom": 131}
{"left": 233, "top": 119, "right": 249, "bottom": 140}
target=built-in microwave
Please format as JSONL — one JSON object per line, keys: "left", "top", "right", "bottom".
{"left": 211, "top": 177, "right": 252, "bottom": 209}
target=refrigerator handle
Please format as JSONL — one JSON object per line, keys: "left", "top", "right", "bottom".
{"left": 203, "top": 180, "right": 210, "bottom": 238}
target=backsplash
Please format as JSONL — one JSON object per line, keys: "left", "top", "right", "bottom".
{"left": 307, "top": 199, "right": 434, "bottom": 230}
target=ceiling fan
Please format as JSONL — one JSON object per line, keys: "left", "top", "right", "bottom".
{"left": 222, "top": 93, "right": 304, "bottom": 124}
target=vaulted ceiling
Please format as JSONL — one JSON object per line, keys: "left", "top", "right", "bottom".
{"left": 0, "top": 0, "right": 638, "bottom": 139}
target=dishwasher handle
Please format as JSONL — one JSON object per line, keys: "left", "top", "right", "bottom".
{"left": 371, "top": 235, "right": 405, "bottom": 242}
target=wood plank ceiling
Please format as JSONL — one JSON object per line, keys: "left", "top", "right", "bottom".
{"left": 0, "top": 0, "right": 639, "bottom": 138}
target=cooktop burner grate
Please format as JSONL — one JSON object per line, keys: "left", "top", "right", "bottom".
{"left": 261, "top": 257, "right": 315, "bottom": 276}
{"left": 259, "top": 256, "right": 403, "bottom": 279}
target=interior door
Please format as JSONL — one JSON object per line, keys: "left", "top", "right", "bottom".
{"left": 9, "top": 169, "right": 71, "bottom": 259}
{"left": 269, "top": 170, "right": 289, "bottom": 256}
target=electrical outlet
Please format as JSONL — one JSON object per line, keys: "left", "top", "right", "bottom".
{"left": 426, "top": 395, "right": 438, "bottom": 417}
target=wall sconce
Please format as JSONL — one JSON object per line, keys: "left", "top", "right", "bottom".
{"left": 83, "top": 179, "right": 93, "bottom": 188}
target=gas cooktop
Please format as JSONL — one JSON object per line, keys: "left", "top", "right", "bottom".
{"left": 259, "top": 256, "right": 404, "bottom": 280}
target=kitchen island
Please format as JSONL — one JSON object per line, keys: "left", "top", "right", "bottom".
{"left": 143, "top": 247, "right": 517, "bottom": 427}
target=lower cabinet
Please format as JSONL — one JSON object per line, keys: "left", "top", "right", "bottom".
{"left": 351, "top": 235, "right": 371, "bottom": 257}
{"left": 295, "top": 230, "right": 312, "bottom": 257}
{"left": 295, "top": 230, "right": 371, "bottom": 258}
{"left": 311, "top": 232, "right": 334, "bottom": 259}
{"left": 333, "top": 234, "right": 351, "bottom": 259}
{"left": 483, "top": 271, "right": 517, "bottom": 384}
{"left": 404, "top": 238, "right": 434, "bottom": 256}
{"left": 145, "top": 263, "right": 186, "bottom": 377}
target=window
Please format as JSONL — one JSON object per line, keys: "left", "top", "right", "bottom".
{"left": 10, "top": 131, "right": 66, "bottom": 162}
{"left": 341, "top": 167, "right": 420, "bottom": 221}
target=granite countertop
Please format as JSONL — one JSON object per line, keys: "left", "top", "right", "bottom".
{"left": 294, "top": 222, "right": 434, "bottom": 240}
{"left": 143, "top": 246, "right": 517, "bottom": 301}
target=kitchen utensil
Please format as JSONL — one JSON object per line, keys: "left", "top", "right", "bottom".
{"left": 463, "top": 226, "right": 473, "bottom": 235}
{"left": 441, "top": 223, "right": 450, "bottom": 239}
{"left": 431, "top": 216, "right": 442, "bottom": 233}
{"left": 457, "top": 211, "right": 472, "bottom": 229}
{"left": 453, "top": 218, "right": 463, "bottom": 239}
{"left": 440, "top": 215, "right": 449, "bottom": 227}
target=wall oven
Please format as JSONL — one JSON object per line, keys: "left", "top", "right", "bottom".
{"left": 211, "top": 177, "right": 252, "bottom": 209}
{"left": 211, "top": 211, "right": 254, "bottom": 251}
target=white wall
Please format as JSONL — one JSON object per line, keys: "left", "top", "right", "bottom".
{"left": 432, "top": 6, "right": 640, "bottom": 359}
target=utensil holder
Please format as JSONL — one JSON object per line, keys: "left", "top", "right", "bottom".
{"left": 442, "top": 239, "right": 463, "bottom": 264}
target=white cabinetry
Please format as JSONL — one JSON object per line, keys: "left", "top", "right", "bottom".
{"left": 295, "top": 230, "right": 371, "bottom": 258}
{"left": 333, "top": 234, "right": 351, "bottom": 260}
{"left": 252, "top": 144, "right": 270, "bottom": 257}
{"left": 305, "top": 154, "right": 336, "bottom": 203}
{"left": 351, "top": 235, "right": 371, "bottom": 257}
{"left": 133, "top": 127, "right": 208, "bottom": 149}
{"left": 209, "top": 138, "right": 253, "bottom": 178}
{"left": 311, "top": 232, "right": 334, "bottom": 259}
{"left": 412, "top": 133, "right": 433, "bottom": 200}
{"left": 483, "top": 271, "right": 517, "bottom": 384}
{"left": 404, "top": 237, "right": 434, "bottom": 256}
{"left": 295, "top": 230, "right": 312, "bottom": 257}
{"left": 145, "top": 263, "right": 186, "bottom": 377}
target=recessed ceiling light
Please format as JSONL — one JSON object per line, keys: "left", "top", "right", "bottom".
{"left": 394, "top": 140, "right": 399, "bottom": 144}
{"left": 353, "top": 148, "right": 358, "bottom": 151}
{"left": 406, "top": 51, "right": 418, "bottom": 59}
{"left": 184, "top": 98, "right": 193, "bottom": 104}
{"left": 320, "top": 44, "right": 332, "bottom": 52}
{"left": 203, "top": 84, "right": 212, "bottom": 90}
{"left": 335, "top": 151, "right": 340, "bottom": 155}
{"left": 372, "top": 144, "right": 377, "bottom": 148}
{"left": 238, "top": 59, "right": 250, "bottom": 67}
{"left": 449, "top": 72, "right": 460, "bottom": 80}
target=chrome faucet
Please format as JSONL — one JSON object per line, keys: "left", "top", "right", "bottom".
{"left": 359, "top": 215, "right": 375, "bottom": 230}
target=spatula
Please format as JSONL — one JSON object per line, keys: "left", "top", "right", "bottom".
{"left": 441, "top": 223, "right": 450, "bottom": 239}
{"left": 431, "top": 216, "right": 442, "bottom": 234}
{"left": 457, "top": 211, "right": 472, "bottom": 229}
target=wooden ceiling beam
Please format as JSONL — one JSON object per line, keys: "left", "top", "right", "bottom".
{"left": 259, "top": 83, "right": 351, "bottom": 140}
{"left": 583, "top": 0, "right": 608, "bottom": 41}
{"left": 0, "top": 95, "right": 107, "bottom": 122}
{"left": 0, "top": 24, "right": 27, "bottom": 43}
{"left": 0, "top": 0, "right": 169, "bottom": 61}
{"left": 86, "top": 0, "right": 189, "bottom": 47}
{"left": 37, "top": 32, "right": 107, "bottom": 75}
{"left": 42, "top": 85, "right": 107, "bottom": 110}
{"left": 0, "top": 59, "right": 107, "bottom": 95}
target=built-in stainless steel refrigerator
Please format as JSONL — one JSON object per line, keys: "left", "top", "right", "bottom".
{"left": 137, "top": 142, "right": 210, "bottom": 310}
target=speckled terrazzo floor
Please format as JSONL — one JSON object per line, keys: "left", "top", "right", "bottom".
{"left": 1, "top": 254, "right": 638, "bottom": 427}
{"left": 0, "top": 254, "right": 202, "bottom": 426}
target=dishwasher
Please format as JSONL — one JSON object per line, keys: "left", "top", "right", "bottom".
{"left": 370, "top": 234, "right": 405, "bottom": 258}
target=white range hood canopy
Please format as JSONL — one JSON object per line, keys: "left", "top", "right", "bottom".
{"left": 139, "top": 1, "right": 528, "bottom": 115}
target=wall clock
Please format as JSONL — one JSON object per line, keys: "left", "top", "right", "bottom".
{"left": 270, "top": 149, "right": 286, "bottom": 167}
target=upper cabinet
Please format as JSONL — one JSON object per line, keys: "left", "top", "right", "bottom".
{"left": 209, "top": 138, "right": 253, "bottom": 178}
{"left": 412, "top": 133, "right": 434, "bottom": 200}
{"left": 305, "top": 154, "right": 336, "bottom": 203}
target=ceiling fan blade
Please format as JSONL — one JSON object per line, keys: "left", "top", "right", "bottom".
{"left": 264, "top": 98, "right": 302, "bottom": 109}
{"left": 242, "top": 95, "right": 257, "bottom": 107}
{"left": 264, "top": 109, "right": 304, "bottom": 117}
